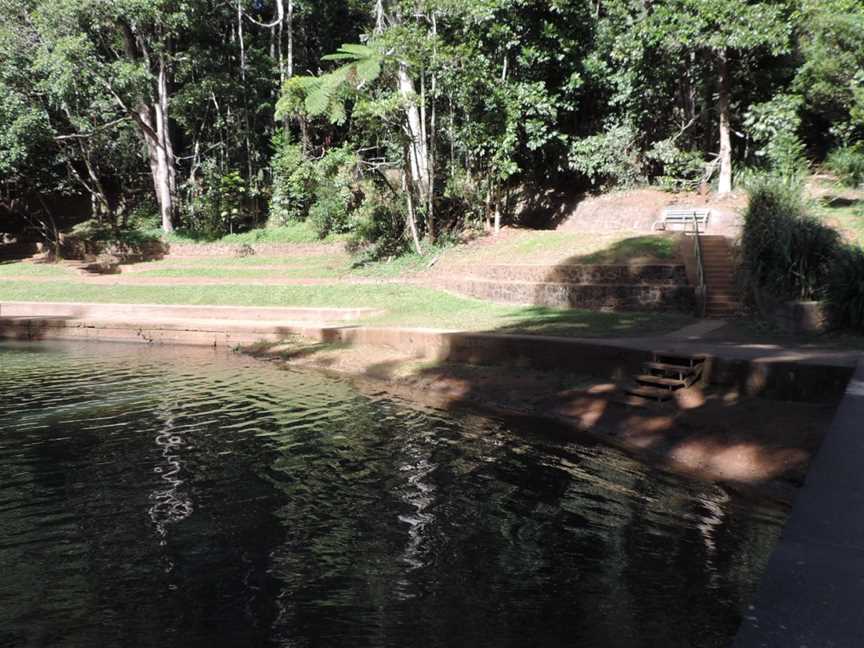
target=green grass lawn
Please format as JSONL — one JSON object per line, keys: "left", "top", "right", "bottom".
{"left": 134, "top": 266, "right": 347, "bottom": 279}
{"left": 0, "top": 279, "right": 693, "bottom": 337}
{"left": 437, "top": 230, "right": 681, "bottom": 267}
{"left": 0, "top": 262, "right": 74, "bottom": 277}
{"left": 811, "top": 178, "right": 864, "bottom": 247}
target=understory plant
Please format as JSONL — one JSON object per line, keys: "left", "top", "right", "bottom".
{"left": 826, "top": 246, "right": 864, "bottom": 331}
{"left": 740, "top": 176, "right": 840, "bottom": 307}
{"left": 825, "top": 144, "right": 864, "bottom": 188}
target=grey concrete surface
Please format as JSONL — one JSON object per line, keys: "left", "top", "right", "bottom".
{"left": 734, "top": 358, "right": 864, "bottom": 647}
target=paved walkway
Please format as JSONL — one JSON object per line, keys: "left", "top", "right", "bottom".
{"left": 734, "top": 357, "right": 864, "bottom": 646}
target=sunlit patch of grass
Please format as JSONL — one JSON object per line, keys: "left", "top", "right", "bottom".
{"left": 437, "top": 230, "right": 682, "bottom": 267}
{"left": 576, "top": 235, "right": 679, "bottom": 264}
{"left": 815, "top": 195, "right": 864, "bottom": 248}
{"left": 0, "top": 262, "right": 74, "bottom": 277}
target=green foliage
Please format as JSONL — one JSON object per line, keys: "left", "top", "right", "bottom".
{"left": 347, "top": 190, "right": 409, "bottom": 261}
{"left": 646, "top": 139, "right": 705, "bottom": 191}
{"left": 795, "top": 0, "right": 864, "bottom": 143}
{"left": 744, "top": 93, "right": 805, "bottom": 164}
{"left": 827, "top": 246, "right": 864, "bottom": 331}
{"left": 825, "top": 144, "right": 864, "bottom": 188}
{"left": 186, "top": 168, "right": 249, "bottom": 238}
{"left": 569, "top": 123, "right": 645, "bottom": 189}
{"left": 269, "top": 136, "right": 317, "bottom": 226}
{"left": 741, "top": 176, "right": 841, "bottom": 304}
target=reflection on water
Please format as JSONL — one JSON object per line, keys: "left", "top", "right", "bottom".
{"left": 0, "top": 341, "right": 783, "bottom": 648}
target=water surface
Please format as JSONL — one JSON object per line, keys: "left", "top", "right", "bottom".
{"left": 0, "top": 341, "right": 783, "bottom": 647}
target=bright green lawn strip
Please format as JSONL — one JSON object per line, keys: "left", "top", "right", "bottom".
{"left": 136, "top": 254, "right": 349, "bottom": 268}
{"left": 0, "top": 262, "right": 73, "bottom": 277}
{"left": 135, "top": 266, "right": 346, "bottom": 279}
{"left": 439, "top": 231, "right": 681, "bottom": 267}
{"left": 576, "top": 235, "right": 678, "bottom": 263}
{"left": 0, "top": 280, "right": 692, "bottom": 337}
{"left": 816, "top": 202, "right": 864, "bottom": 248}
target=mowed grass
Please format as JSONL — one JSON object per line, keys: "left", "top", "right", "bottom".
{"left": 134, "top": 266, "right": 347, "bottom": 279}
{"left": 816, "top": 198, "right": 864, "bottom": 247}
{"left": 437, "top": 230, "right": 682, "bottom": 267}
{"left": 0, "top": 262, "right": 74, "bottom": 277}
{"left": 0, "top": 280, "right": 693, "bottom": 337}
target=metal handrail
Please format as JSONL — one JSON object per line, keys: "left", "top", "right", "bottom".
{"left": 690, "top": 213, "right": 707, "bottom": 318}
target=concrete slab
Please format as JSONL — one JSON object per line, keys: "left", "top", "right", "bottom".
{"left": 734, "top": 359, "right": 864, "bottom": 647}
{"left": 664, "top": 319, "right": 728, "bottom": 339}
{"left": 734, "top": 540, "right": 864, "bottom": 647}
{"left": 0, "top": 301, "right": 383, "bottom": 322}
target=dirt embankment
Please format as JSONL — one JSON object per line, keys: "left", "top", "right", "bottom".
{"left": 244, "top": 337, "right": 835, "bottom": 503}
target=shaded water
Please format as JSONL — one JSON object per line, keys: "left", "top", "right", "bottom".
{"left": 0, "top": 341, "right": 783, "bottom": 648}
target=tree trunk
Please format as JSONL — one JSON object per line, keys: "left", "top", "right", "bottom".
{"left": 398, "top": 63, "right": 430, "bottom": 205}
{"left": 116, "top": 22, "right": 176, "bottom": 232}
{"left": 403, "top": 145, "right": 423, "bottom": 255}
{"left": 717, "top": 49, "right": 733, "bottom": 195}
{"left": 154, "top": 56, "right": 176, "bottom": 231}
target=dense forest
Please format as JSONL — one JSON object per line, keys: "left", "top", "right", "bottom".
{"left": 1, "top": 0, "right": 862, "bottom": 257}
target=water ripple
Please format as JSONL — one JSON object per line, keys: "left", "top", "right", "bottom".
{"left": 0, "top": 340, "right": 786, "bottom": 648}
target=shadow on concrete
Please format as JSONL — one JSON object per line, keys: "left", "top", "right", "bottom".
{"left": 0, "top": 315, "right": 80, "bottom": 342}
{"left": 257, "top": 233, "right": 854, "bottom": 493}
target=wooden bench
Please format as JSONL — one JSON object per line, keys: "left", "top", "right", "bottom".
{"left": 652, "top": 207, "right": 710, "bottom": 232}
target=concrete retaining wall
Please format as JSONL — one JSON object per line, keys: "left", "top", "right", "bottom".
{"left": 733, "top": 358, "right": 864, "bottom": 646}
{"left": 0, "top": 303, "right": 853, "bottom": 403}
{"left": 452, "top": 263, "right": 689, "bottom": 285}
{"left": 439, "top": 278, "right": 696, "bottom": 312}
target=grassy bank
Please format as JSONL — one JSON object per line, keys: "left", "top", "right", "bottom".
{"left": 0, "top": 280, "right": 693, "bottom": 337}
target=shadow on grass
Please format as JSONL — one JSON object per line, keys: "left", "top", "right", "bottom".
{"left": 823, "top": 195, "right": 864, "bottom": 209}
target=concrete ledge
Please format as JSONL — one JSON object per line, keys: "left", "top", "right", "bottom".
{"left": 734, "top": 358, "right": 864, "bottom": 646}
{"left": 0, "top": 301, "right": 382, "bottom": 322}
{"left": 0, "top": 307, "right": 855, "bottom": 403}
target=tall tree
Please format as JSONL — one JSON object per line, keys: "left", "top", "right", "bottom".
{"left": 649, "top": 0, "right": 792, "bottom": 193}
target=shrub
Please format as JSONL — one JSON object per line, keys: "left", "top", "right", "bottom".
{"left": 741, "top": 176, "right": 840, "bottom": 305}
{"left": 347, "top": 190, "right": 409, "bottom": 260}
{"left": 826, "top": 246, "right": 864, "bottom": 331}
{"left": 825, "top": 144, "right": 864, "bottom": 188}
{"left": 645, "top": 139, "right": 705, "bottom": 192}
{"left": 269, "top": 136, "right": 317, "bottom": 225}
{"left": 568, "top": 122, "right": 645, "bottom": 190}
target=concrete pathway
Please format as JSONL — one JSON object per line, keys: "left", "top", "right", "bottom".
{"left": 664, "top": 318, "right": 728, "bottom": 340}
{"left": 734, "top": 358, "right": 864, "bottom": 646}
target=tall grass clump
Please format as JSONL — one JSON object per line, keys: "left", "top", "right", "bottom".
{"left": 741, "top": 176, "right": 840, "bottom": 307}
{"left": 825, "top": 144, "right": 864, "bottom": 188}
{"left": 827, "top": 246, "right": 864, "bottom": 332}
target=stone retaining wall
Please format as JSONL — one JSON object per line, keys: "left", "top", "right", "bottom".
{"left": 452, "top": 263, "right": 689, "bottom": 285}
{"left": 439, "top": 278, "right": 696, "bottom": 312}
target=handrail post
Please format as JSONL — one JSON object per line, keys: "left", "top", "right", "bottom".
{"left": 692, "top": 213, "right": 706, "bottom": 318}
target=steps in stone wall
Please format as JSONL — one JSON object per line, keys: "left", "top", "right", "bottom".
{"left": 700, "top": 236, "right": 741, "bottom": 318}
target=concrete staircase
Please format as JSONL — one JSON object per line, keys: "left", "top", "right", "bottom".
{"left": 624, "top": 353, "right": 706, "bottom": 404}
{"left": 700, "top": 236, "right": 740, "bottom": 318}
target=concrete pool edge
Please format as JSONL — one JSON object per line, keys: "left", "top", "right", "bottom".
{"left": 0, "top": 301, "right": 857, "bottom": 404}
{"left": 733, "top": 356, "right": 864, "bottom": 647}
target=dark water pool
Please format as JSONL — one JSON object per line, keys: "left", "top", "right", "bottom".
{"left": 0, "top": 341, "right": 784, "bottom": 648}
